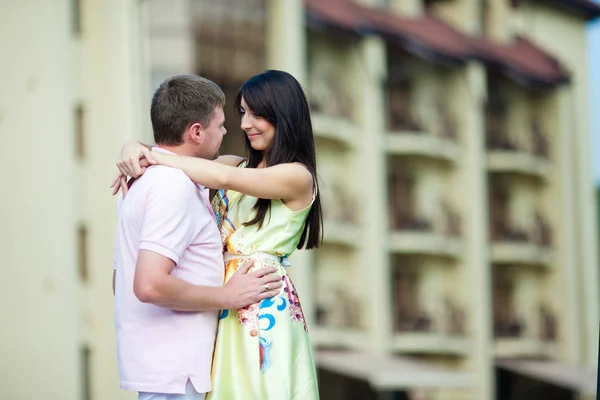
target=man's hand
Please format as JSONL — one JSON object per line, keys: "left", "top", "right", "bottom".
{"left": 221, "top": 260, "right": 283, "bottom": 309}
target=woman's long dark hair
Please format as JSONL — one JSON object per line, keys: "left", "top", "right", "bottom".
{"left": 234, "top": 70, "right": 323, "bottom": 249}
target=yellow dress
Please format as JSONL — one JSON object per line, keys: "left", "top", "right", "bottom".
{"left": 207, "top": 167, "right": 319, "bottom": 400}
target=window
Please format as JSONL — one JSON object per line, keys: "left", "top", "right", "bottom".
{"left": 74, "top": 103, "right": 85, "bottom": 160}
{"left": 80, "top": 346, "right": 91, "bottom": 400}
{"left": 77, "top": 224, "right": 88, "bottom": 282}
{"left": 71, "top": 0, "right": 82, "bottom": 36}
{"left": 393, "top": 263, "right": 431, "bottom": 332}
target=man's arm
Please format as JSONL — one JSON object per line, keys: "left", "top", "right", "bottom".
{"left": 134, "top": 173, "right": 281, "bottom": 311}
{"left": 133, "top": 250, "right": 281, "bottom": 311}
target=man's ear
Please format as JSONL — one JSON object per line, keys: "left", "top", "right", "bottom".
{"left": 186, "top": 122, "right": 203, "bottom": 144}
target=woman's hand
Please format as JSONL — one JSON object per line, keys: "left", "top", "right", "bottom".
{"left": 110, "top": 141, "right": 156, "bottom": 196}
{"left": 117, "top": 141, "right": 156, "bottom": 177}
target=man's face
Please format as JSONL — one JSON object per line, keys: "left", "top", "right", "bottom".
{"left": 198, "top": 105, "right": 226, "bottom": 160}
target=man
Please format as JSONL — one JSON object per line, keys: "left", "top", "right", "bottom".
{"left": 113, "top": 75, "right": 282, "bottom": 400}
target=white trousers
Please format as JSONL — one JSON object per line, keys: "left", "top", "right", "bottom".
{"left": 138, "top": 380, "right": 206, "bottom": 400}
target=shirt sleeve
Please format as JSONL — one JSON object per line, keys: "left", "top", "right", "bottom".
{"left": 138, "top": 175, "right": 203, "bottom": 265}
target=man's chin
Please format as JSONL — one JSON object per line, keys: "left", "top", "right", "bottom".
{"left": 197, "top": 151, "right": 219, "bottom": 160}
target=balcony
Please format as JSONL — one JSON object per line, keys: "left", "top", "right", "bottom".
{"left": 386, "top": 133, "right": 461, "bottom": 163}
{"left": 490, "top": 220, "right": 554, "bottom": 266}
{"left": 388, "top": 198, "right": 463, "bottom": 258}
{"left": 392, "top": 333, "right": 469, "bottom": 356}
{"left": 389, "top": 229, "right": 463, "bottom": 258}
{"left": 393, "top": 297, "right": 468, "bottom": 356}
{"left": 493, "top": 304, "right": 557, "bottom": 358}
{"left": 491, "top": 242, "right": 553, "bottom": 266}
{"left": 487, "top": 151, "right": 552, "bottom": 181}
{"left": 386, "top": 80, "right": 421, "bottom": 133}
{"left": 321, "top": 183, "right": 359, "bottom": 248}
{"left": 308, "top": 66, "right": 358, "bottom": 148}
{"left": 493, "top": 314, "right": 551, "bottom": 358}
{"left": 386, "top": 88, "right": 461, "bottom": 163}
{"left": 486, "top": 117, "right": 552, "bottom": 180}
{"left": 312, "top": 112, "right": 359, "bottom": 149}
{"left": 315, "top": 287, "right": 364, "bottom": 350}
{"left": 311, "top": 326, "right": 367, "bottom": 350}
{"left": 322, "top": 219, "right": 360, "bottom": 248}
{"left": 393, "top": 286, "right": 468, "bottom": 355}
{"left": 495, "top": 338, "right": 556, "bottom": 358}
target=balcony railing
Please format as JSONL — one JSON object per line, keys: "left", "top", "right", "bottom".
{"left": 490, "top": 215, "right": 555, "bottom": 265}
{"left": 323, "top": 183, "right": 358, "bottom": 224}
{"left": 315, "top": 288, "right": 362, "bottom": 330}
{"left": 532, "top": 214, "right": 552, "bottom": 247}
{"left": 442, "top": 203, "right": 462, "bottom": 237}
{"left": 539, "top": 305, "right": 557, "bottom": 342}
{"left": 444, "top": 297, "right": 466, "bottom": 336}
{"left": 485, "top": 106, "right": 515, "bottom": 151}
{"left": 486, "top": 116, "right": 550, "bottom": 160}
{"left": 493, "top": 276, "right": 524, "bottom": 338}
{"left": 436, "top": 99, "right": 458, "bottom": 141}
{"left": 494, "top": 317, "right": 525, "bottom": 338}
{"left": 308, "top": 75, "right": 354, "bottom": 122}
{"left": 393, "top": 216, "right": 433, "bottom": 232}
{"left": 387, "top": 83, "right": 422, "bottom": 132}
{"left": 388, "top": 176, "right": 461, "bottom": 235}
{"left": 395, "top": 312, "right": 433, "bottom": 333}
{"left": 387, "top": 88, "right": 459, "bottom": 144}
{"left": 490, "top": 217, "right": 553, "bottom": 248}
{"left": 393, "top": 270, "right": 433, "bottom": 333}
{"left": 531, "top": 120, "right": 550, "bottom": 159}
{"left": 491, "top": 222, "right": 529, "bottom": 243}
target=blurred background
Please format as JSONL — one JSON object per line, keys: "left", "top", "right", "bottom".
{"left": 1, "top": 0, "right": 599, "bottom": 399}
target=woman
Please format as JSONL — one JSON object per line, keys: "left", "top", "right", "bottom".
{"left": 114, "top": 70, "right": 322, "bottom": 399}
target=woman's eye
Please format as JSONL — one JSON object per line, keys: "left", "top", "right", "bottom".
{"left": 239, "top": 107, "right": 246, "bottom": 114}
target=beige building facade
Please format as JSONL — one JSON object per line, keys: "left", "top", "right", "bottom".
{"left": 0, "top": 0, "right": 598, "bottom": 399}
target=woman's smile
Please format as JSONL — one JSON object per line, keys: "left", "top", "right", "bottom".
{"left": 246, "top": 132, "right": 261, "bottom": 141}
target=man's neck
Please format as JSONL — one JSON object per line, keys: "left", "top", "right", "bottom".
{"left": 155, "top": 144, "right": 196, "bottom": 157}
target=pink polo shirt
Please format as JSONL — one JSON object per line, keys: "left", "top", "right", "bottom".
{"left": 113, "top": 148, "right": 224, "bottom": 394}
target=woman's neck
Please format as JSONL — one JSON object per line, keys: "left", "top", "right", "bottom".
{"left": 257, "top": 152, "right": 267, "bottom": 168}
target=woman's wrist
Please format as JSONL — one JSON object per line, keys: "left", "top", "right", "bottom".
{"left": 137, "top": 140, "right": 153, "bottom": 150}
{"left": 150, "top": 151, "right": 162, "bottom": 165}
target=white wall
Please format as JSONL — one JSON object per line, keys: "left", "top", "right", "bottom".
{"left": 0, "top": 0, "right": 79, "bottom": 398}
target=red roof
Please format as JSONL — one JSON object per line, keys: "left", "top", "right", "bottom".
{"left": 362, "top": 11, "right": 472, "bottom": 61}
{"left": 468, "top": 36, "right": 569, "bottom": 85}
{"left": 305, "top": 0, "right": 471, "bottom": 60}
{"left": 305, "top": 0, "right": 570, "bottom": 86}
{"left": 304, "top": 0, "right": 367, "bottom": 32}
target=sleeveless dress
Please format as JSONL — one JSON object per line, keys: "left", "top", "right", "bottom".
{"left": 207, "top": 164, "right": 319, "bottom": 400}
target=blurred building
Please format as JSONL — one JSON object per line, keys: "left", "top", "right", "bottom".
{"left": 296, "top": 1, "right": 600, "bottom": 399}
{"left": 1, "top": 0, "right": 599, "bottom": 400}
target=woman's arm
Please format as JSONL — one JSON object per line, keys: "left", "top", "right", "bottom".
{"left": 215, "top": 155, "right": 245, "bottom": 167}
{"left": 116, "top": 142, "right": 244, "bottom": 177}
{"left": 152, "top": 152, "right": 312, "bottom": 201}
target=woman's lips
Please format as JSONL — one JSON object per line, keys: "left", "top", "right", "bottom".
{"left": 247, "top": 133, "right": 261, "bottom": 141}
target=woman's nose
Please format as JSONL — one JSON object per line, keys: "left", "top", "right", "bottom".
{"left": 240, "top": 114, "right": 252, "bottom": 130}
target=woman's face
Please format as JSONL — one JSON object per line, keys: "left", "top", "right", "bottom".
{"left": 239, "top": 96, "right": 275, "bottom": 153}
